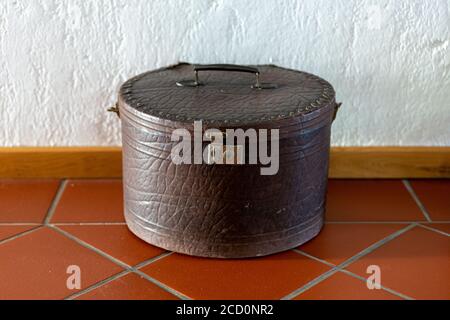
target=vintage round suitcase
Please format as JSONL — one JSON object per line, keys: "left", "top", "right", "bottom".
{"left": 112, "top": 63, "right": 341, "bottom": 258}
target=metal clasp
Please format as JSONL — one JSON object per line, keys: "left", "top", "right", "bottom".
{"left": 206, "top": 144, "right": 244, "bottom": 165}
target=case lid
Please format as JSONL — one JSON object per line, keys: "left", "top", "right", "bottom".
{"left": 118, "top": 63, "right": 336, "bottom": 129}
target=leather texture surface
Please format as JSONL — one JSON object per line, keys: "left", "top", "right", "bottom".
{"left": 118, "top": 63, "right": 337, "bottom": 258}
{"left": 120, "top": 63, "right": 335, "bottom": 128}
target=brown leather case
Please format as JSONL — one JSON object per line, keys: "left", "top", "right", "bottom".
{"left": 115, "top": 63, "right": 340, "bottom": 258}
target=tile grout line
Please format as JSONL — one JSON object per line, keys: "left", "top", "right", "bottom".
{"left": 129, "top": 252, "right": 189, "bottom": 300}
{"left": 0, "top": 223, "right": 42, "bottom": 226}
{"left": 417, "top": 223, "right": 449, "bottom": 237}
{"left": 44, "top": 179, "right": 68, "bottom": 225}
{"left": 294, "top": 249, "right": 413, "bottom": 300}
{"left": 133, "top": 251, "right": 174, "bottom": 269}
{"left": 65, "top": 270, "right": 131, "bottom": 300}
{"left": 0, "top": 179, "right": 67, "bottom": 245}
{"left": 292, "top": 249, "right": 336, "bottom": 267}
{"left": 65, "top": 252, "right": 177, "bottom": 300}
{"left": 338, "top": 269, "right": 414, "bottom": 300}
{"left": 50, "top": 225, "right": 131, "bottom": 269}
{"left": 51, "top": 225, "right": 189, "bottom": 300}
{"left": 132, "top": 269, "right": 191, "bottom": 300}
{"left": 282, "top": 223, "right": 417, "bottom": 300}
{"left": 402, "top": 179, "right": 432, "bottom": 222}
{"left": 336, "top": 223, "right": 417, "bottom": 269}
{"left": 281, "top": 267, "right": 340, "bottom": 300}
{"left": 294, "top": 249, "right": 414, "bottom": 300}
{"left": 0, "top": 225, "right": 44, "bottom": 245}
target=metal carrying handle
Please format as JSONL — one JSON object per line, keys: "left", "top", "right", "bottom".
{"left": 177, "top": 64, "right": 277, "bottom": 89}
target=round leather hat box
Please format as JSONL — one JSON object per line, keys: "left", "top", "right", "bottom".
{"left": 113, "top": 63, "right": 340, "bottom": 258}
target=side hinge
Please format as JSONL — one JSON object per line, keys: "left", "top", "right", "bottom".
{"left": 108, "top": 103, "right": 120, "bottom": 118}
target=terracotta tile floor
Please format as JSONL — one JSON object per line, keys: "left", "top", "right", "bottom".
{"left": 0, "top": 179, "right": 448, "bottom": 300}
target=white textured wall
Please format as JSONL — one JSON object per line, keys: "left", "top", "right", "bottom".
{"left": 1, "top": 0, "right": 449, "bottom": 146}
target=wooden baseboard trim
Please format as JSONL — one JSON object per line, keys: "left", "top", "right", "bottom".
{"left": 0, "top": 147, "right": 122, "bottom": 179}
{"left": 329, "top": 147, "right": 450, "bottom": 178}
{"left": 0, "top": 147, "right": 449, "bottom": 179}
